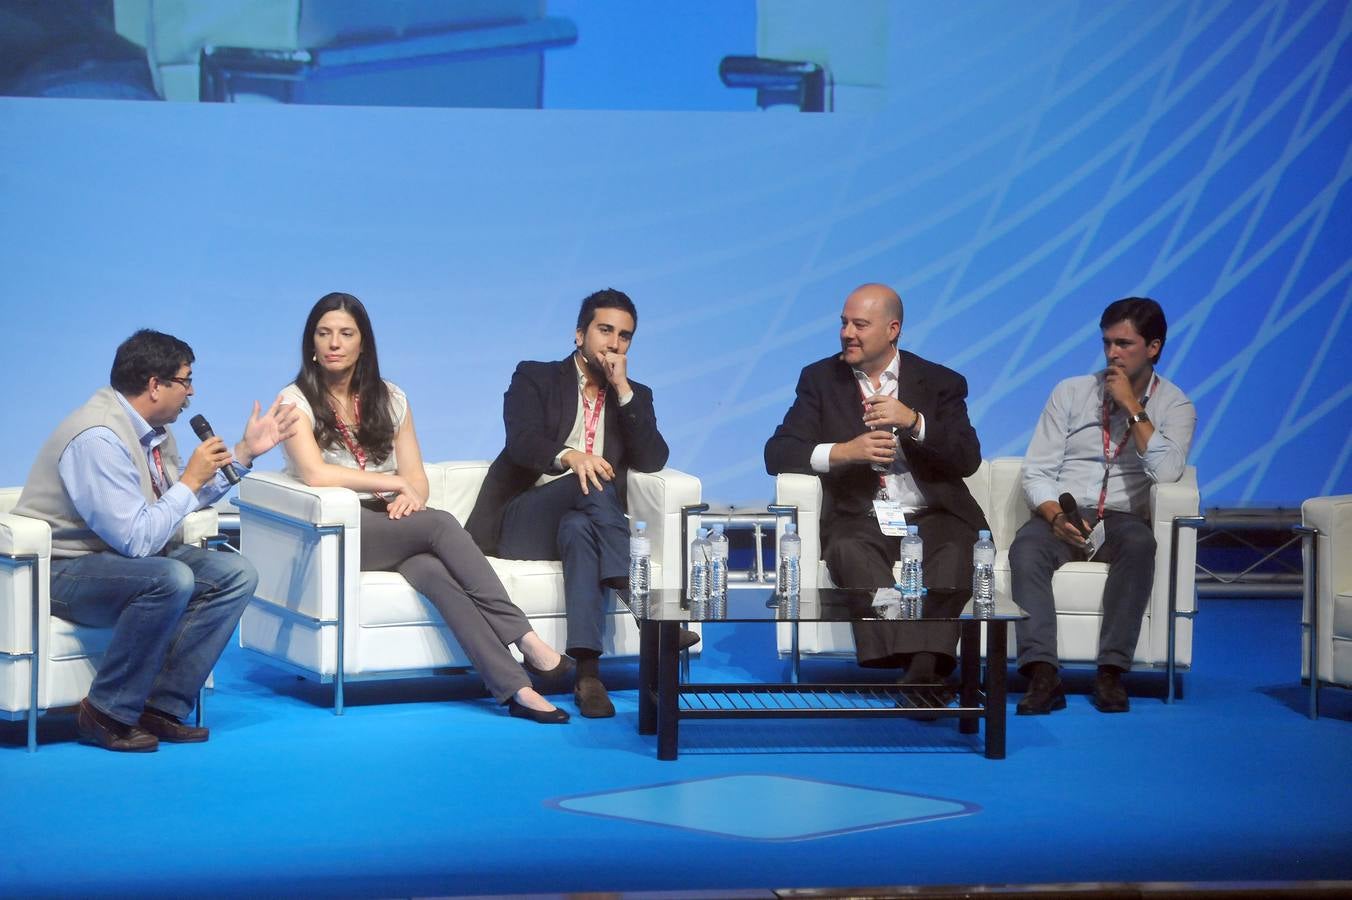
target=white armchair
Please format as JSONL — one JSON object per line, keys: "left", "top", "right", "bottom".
{"left": 1298, "top": 494, "right": 1352, "bottom": 718}
{"left": 0, "top": 487, "right": 219, "bottom": 751}
{"left": 235, "top": 461, "right": 701, "bottom": 713}
{"left": 773, "top": 458, "right": 1200, "bottom": 691}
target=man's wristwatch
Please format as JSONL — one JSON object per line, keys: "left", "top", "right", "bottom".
{"left": 1127, "top": 409, "right": 1151, "bottom": 427}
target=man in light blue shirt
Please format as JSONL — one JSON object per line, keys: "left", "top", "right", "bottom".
{"left": 1011, "top": 298, "right": 1196, "bottom": 715}
{"left": 15, "top": 329, "right": 298, "bottom": 751}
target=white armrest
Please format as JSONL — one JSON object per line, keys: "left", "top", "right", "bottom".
{"left": 1302, "top": 494, "right": 1352, "bottom": 684}
{"left": 181, "top": 508, "right": 220, "bottom": 547}
{"left": 238, "top": 470, "right": 361, "bottom": 527}
{"left": 1302, "top": 494, "right": 1352, "bottom": 537}
{"left": 1147, "top": 466, "right": 1199, "bottom": 617}
{"left": 0, "top": 511, "right": 52, "bottom": 558}
{"left": 628, "top": 468, "right": 702, "bottom": 591}
{"left": 0, "top": 511, "right": 50, "bottom": 674}
{"left": 237, "top": 471, "right": 362, "bottom": 626}
{"left": 1151, "top": 466, "right": 1200, "bottom": 525}
{"left": 774, "top": 474, "right": 824, "bottom": 589}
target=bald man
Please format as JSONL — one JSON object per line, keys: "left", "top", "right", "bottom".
{"left": 764, "top": 284, "right": 988, "bottom": 686}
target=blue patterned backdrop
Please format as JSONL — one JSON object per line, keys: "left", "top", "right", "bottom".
{"left": 0, "top": 0, "right": 1347, "bottom": 507}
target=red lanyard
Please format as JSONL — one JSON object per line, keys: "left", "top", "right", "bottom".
{"left": 1097, "top": 373, "right": 1158, "bottom": 518}
{"left": 150, "top": 445, "right": 169, "bottom": 497}
{"left": 329, "top": 394, "right": 368, "bottom": 470}
{"left": 580, "top": 385, "right": 606, "bottom": 455}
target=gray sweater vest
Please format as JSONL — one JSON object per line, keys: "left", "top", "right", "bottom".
{"left": 14, "top": 387, "right": 184, "bottom": 558}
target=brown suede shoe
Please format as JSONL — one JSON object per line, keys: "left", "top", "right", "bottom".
{"left": 574, "top": 675, "right": 616, "bottom": 718}
{"left": 139, "top": 707, "right": 210, "bottom": 743}
{"left": 78, "top": 698, "right": 158, "bottom": 752}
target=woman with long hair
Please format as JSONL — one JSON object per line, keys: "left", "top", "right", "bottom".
{"left": 279, "top": 292, "right": 573, "bottom": 723}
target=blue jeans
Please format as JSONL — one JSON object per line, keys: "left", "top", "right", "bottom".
{"left": 49, "top": 544, "right": 257, "bottom": 726}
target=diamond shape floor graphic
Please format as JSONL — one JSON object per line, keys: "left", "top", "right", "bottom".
{"left": 549, "top": 774, "right": 979, "bottom": 840}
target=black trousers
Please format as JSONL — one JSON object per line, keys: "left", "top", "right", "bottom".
{"left": 822, "top": 510, "right": 977, "bottom": 674}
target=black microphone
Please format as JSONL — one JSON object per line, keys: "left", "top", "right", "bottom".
{"left": 189, "top": 414, "right": 240, "bottom": 485}
{"left": 1058, "top": 492, "right": 1092, "bottom": 539}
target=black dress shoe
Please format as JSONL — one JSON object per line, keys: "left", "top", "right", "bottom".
{"left": 522, "top": 654, "right": 577, "bottom": 694}
{"left": 506, "top": 697, "right": 570, "bottom": 724}
{"left": 139, "top": 706, "right": 210, "bottom": 743}
{"left": 78, "top": 698, "right": 158, "bottom": 752}
{"left": 574, "top": 675, "right": 616, "bottom": 718}
{"left": 1017, "top": 665, "right": 1067, "bottom": 716}
{"left": 1091, "top": 666, "right": 1130, "bottom": 713}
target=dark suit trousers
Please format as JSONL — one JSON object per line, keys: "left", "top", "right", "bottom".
{"left": 496, "top": 475, "right": 629, "bottom": 657}
{"left": 823, "top": 510, "right": 977, "bottom": 674}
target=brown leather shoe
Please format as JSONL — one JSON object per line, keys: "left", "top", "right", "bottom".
{"left": 574, "top": 675, "right": 616, "bottom": 718}
{"left": 1091, "top": 666, "right": 1130, "bottom": 713}
{"left": 1017, "top": 663, "right": 1067, "bottom": 716}
{"left": 139, "top": 707, "right": 209, "bottom": 743}
{"left": 78, "top": 698, "right": 158, "bottom": 752}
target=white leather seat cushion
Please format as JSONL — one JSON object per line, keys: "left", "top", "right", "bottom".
{"left": 48, "top": 617, "right": 111, "bottom": 661}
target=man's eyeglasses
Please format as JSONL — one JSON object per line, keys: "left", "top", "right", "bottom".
{"left": 163, "top": 376, "right": 193, "bottom": 389}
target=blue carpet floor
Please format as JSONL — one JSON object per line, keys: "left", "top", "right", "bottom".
{"left": 2, "top": 597, "right": 1349, "bottom": 897}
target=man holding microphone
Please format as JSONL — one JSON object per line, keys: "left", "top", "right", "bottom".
{"left": 14, "top": 329, "right": 299, "bottom": 750}
{"left": 1011, "top": 297, "right": 1196, "bottom": 715}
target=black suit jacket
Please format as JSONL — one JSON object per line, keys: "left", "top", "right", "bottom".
{"left": 764, "top": 351, "right": 987, "bottom": 532}
{"left": 466, "top": 356, "right": 669, "bottom": 555}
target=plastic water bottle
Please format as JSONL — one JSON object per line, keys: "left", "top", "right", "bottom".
{"left": 689, "top": 526, "right": 713, "bottom": 603}
{"left": 899, "top": 525, "right": 923, "bottom": 609}
{"left": 972, "top": 528, "right": 996, "bottom": 618}
{"left": 709, "top": 523, "right": 729, "bottom": 614}
{"left": 628, "top": 520, "right": 651, "bottom": 602}
{"left": 778, "top": 522, "right": 802, "bottom": 598}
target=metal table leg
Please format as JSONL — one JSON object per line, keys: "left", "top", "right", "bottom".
{"left": 984, "top": 621, "right": 1008, "bottom": 760}
{"left": 656, "top": 621, "right": 681, "bottom": 760}
{"left": 959, "top": 620, "right": 978, "bottom": 735}
{"left": 638, "top": 619, "right": 658, "bottom": 735}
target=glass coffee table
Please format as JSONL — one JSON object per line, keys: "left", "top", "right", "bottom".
{"left": 620, "top": 587, "right": 1023, "bottom": 761}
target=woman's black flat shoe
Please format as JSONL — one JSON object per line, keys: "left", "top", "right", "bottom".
{"left": 507, "top": 697, "right": 570, "bottom": 724}
{"left": 522, "top": 654, "right": 576, "bottom": 694}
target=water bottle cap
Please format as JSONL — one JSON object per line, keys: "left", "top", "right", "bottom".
{"left": 635, "top": 520, "right": 647, "bottom": 532}
{"left": 697, "top": 527, "right": 708, "bottom": 538}
{"left": 784, "top": 523, "right": 797, "bottom": 534}
{"left": 979, "top": 529, "right": 991, "bottom": 539}
{"left": 712, "top": 523, "right": 724, "bottom": 535}
{"left": 907, "top": 524, "right": 919, "bottom": 535}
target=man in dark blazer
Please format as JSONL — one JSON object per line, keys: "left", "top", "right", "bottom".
{"left": 764, "top": 283, "right": 988, "bottom": 686}
{"left": 467, "top": 288, "right": 670, "bottom": 718}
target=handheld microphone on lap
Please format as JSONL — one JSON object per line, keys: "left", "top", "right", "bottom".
{"left": 189, "top": 414, "right": 240, "bottom": 485}
{"left": 1058, "top": 492, "right": 1092, "bottom": 539}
